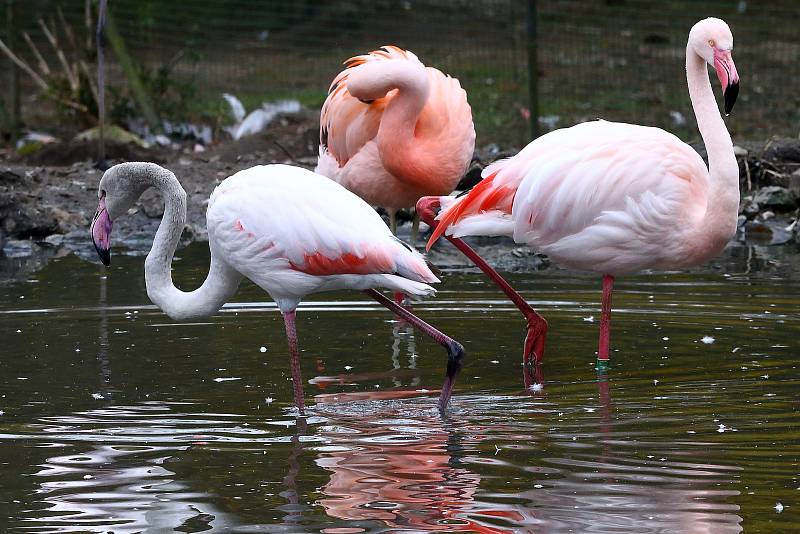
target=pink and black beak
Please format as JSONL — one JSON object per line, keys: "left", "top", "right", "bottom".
{"left": 714, "top": 48, "right": 740, "bottom": 115}
{"left": 91, "top": 193, "right": 112, "bottom": 266}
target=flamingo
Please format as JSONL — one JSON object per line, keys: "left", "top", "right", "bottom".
{"left": 315, "top": 45, "right": 475, "bottom": 245}
{"left": 90, "top": 162, "right": 465, "bottom": 413}
{"left": 419, "top": 17, "right": 741, "bottom": 367}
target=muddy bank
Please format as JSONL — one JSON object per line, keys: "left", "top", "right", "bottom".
{"left": 2, "top": 115, "right": 800, "bottom": 275}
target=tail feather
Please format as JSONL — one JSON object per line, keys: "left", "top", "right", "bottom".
{"left": 426, "top": 170, "right": 513, "bottom": 250}
{"left": 380, "top": 275, "right": 436, "bottom": 299}
{"left": 392, "top": 241, "right": 441, "bottom": 284}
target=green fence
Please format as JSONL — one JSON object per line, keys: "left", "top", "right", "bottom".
{"left": 1, "top": 0, "right": 798, "bottom": 148}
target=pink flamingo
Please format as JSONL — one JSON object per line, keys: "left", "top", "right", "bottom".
{"left": 420, "top": 17, "right": 741, "bottom": 367}
{"left": 90, "top": 163, "right": 465, "bottom": 413}
{"left": 316, "top": 45, "right": 475, "bottom": 244}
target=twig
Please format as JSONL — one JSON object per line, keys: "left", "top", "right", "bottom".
{"left": 84, "top": 0, "right": 92, "bottom": 50}
{"left": 39, "top": 17, "right": 78, "bottom": 91}
{"left": 79, "top": 60, "right": 99, "bottom": 105}
{"left": 0, "top": 37, "right": 48, "bottom": 89}
{"left": 22, "top": 32, "right": 50, "bottom": 75}
{"left": 57, "top": 7, "right": 79, "bottom": 53}
{"left": 744, "top": 157, "right": 751, "bottom": 191}
{"left": 273, "top": 140, "right": 302, "bottom": 165}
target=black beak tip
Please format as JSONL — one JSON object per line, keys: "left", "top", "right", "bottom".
{"left": 724, "top": 81, "right": 739, "bottom": 116}
{"left": 94, "top": 242, "right": 111, "bottom": 266}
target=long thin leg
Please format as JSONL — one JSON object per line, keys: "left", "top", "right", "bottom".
{"left": 417, "top": 197, "right": 548, "bottom": 370}
{"left": 410, "top": 212, "right": 421, "bottom": 249}
{"left": 282, "top": 310, "right": 306, "bottom": 414}
{"left": 388, "top": 210, "right": 398, "bottom": 235}
{"left": 597, "top": 274, "right": 614, "bottom": 362}
{"left": 364, "top": 289, "right": 464, "bottom": 411}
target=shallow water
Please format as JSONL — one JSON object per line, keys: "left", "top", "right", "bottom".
{"left": 0, "top": 243, "right": 798, "bottom": 533}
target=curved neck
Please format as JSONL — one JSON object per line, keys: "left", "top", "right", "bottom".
{"left": 375, "top": 66, "right": 433, "bottom": 185}
{"left": 685, "top": 47, "right": 739, "bottom": 239}
{"left": 141, "top": 166, "right": 240, "bottom": 320}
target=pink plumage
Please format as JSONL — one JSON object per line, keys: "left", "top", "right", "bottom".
{"left": 316, "top": 46, "right": 475, "bottom": 232}
{"left": 90, "top": 163, "right": 465, "bottom": 413}
{"left": 422, "top": 17, "right": 741, "bottom": 365}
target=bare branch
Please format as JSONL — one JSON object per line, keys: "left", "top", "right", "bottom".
{"left": 39, "top": 17, "right": 78, "bottom": 91}
{"left": 57, "top": 7, "right": 80, "bottom": 54}
{"left": 22, "top": 32, "right": 50, "bottom": 75}
{"left": 79, "top": 60, "right": 99, "bottom": 106}
{"left": 0, "top": 37, "right": 49, "bottom": 90}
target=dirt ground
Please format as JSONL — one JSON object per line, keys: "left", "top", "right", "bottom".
{"left": 2, "top": 110, "right": 800, "bottom": 275}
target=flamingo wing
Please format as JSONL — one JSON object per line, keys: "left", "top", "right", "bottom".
{"left": 207, "top": 165, "right": 438, "bottom": 284}
{"left": 429, "top": 121, "right": 710, "bottom": 273}
{"left": 319, "top": 46, "right": 421, "bottom": 167}
{"left": 510, "top": 122, "right": 709, "bottom": 253}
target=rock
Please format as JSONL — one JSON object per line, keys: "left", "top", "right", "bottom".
{"left": 744, "top": 220, "right": 794, "bottom": 245}
{"left": 789, "top": 169, "right": 800, "bottom": 196}
{"left": 456, "top": 161, "right": 484, "bottom": 190}
{"left": 138, "top": 188, "right": 164, "bottom": 218}
{"left": 42, "top": 234, "right": 65, "bottom": 247}
{"left": 739, "top": 195, "right": 760, "bottom": 217}
{"left": 753, "top": 186, "right": 798, "bottom": 210}
{"left": 3, "top": 239, "right": 34, "bottom": 257}
{"left": 0, "top": 169, "right": 22, "bottom": 184}
{"left": 733, "top": 145, "right": 748, "bottom": 157}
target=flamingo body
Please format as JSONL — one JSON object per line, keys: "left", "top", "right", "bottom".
{"left": 207, "top": 165, "right": 438, "bottom": 312}
{"left": 91, "top": 163, "right": 465, "bottom": 413}
{"left": 429, "top": 120, "right": 736, "bottom": 274}
{"left": 316, "top": 46, "right": 475, "bottom": 213}
{"left": 422, "top": 17, "right": 741, "bottom": 364}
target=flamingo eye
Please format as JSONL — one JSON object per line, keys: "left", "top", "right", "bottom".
{"left": 708, "top": 39, "right": 715, "bottom": 47}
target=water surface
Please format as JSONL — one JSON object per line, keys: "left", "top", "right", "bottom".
{"left": 0, "top": 243, "right": 798, "bottom": 532}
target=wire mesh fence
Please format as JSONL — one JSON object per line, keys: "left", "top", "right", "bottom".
{"left": 1, "top": 0, "right": 798, "bottom": 149}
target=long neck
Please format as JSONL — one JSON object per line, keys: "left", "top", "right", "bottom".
{"left": 686, "top": 47, "right": 739, "bottom": 240}
{"left": 375, "top": 65, "right": 435, "bottom": 189}
{"left": 142, "top": 166, "right": 240, "bottom": 320}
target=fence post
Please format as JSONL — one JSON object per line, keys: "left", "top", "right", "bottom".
{"left": 526, "top": 0, "right": 539, "bottom": 140}
{"left": 97, "top": 0, "right": 107, "bottom": 164}
{"left": 6, "top": 0, "right": 20, "bottom": 143}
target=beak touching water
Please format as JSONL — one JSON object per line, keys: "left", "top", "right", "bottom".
{"left": 91, "top": 194, "right": 112, "bottom": 266}
{"left": 713, "top": 48, "right": 740, "bottom": 115}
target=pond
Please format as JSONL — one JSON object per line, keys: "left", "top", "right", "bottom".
{"left": 0, "top": 242, "right": 798, "bottom": 533}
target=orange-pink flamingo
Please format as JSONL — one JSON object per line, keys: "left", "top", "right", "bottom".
{"left": 420, "top": 17, "right": 740, "bottom": 367}
{"left": 316, "top": 45, "right": 475, "bottom": 245}
{"left": 90, "top": 163, "right": 464, "bottom": 413}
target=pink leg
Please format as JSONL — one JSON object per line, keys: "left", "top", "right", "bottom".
{"left": 417, "top": 197, "right": 548, "bottom": 378}
{"left": 281, "top": 310, "right": 306, "bottom": 414}
{"left": 364, "top": 289, "right": 464, "bottom": 411}
{"left": 597, "top": 274, "right": 614, "bottom": 362}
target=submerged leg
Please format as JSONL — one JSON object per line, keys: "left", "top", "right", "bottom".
{"left": 281, "top": 310, "right": 306, "bottom": 414}
{"left": 597, "top": 274, "right": 614, "bottom": 363}
{"left": 417, "top": 197, "right": 548, "bottom": 368}
{"left": 364, "top": 289, "right": 464, "bottom": 411}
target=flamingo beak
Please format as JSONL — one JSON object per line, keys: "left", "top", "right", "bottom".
{"left": 91, "top": 194, "right": 112, "bottom": 266}
{"left": 714, "top": 48, "right": 740, "bottom": 115}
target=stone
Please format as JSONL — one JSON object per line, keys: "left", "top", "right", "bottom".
{"left": 753, "top": 186, "right": 798, "bottom": 210}
{"left": 744, "top": 220, "right": 793, "bottom": 245}
{"left": 42, "top": 234, "right": 64, "bottom": 247}
{"left": 138, "top": 188, "right": 164, "bottom": 218}
{"left": 733, "top": 145, "right": 748, "bottom": 157}
{"left": 739, "top": 195, "right": 760, "bottom": 217}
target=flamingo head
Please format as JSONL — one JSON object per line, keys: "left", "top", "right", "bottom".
{"left": 91, "top": 163, "right": 153, "bottom": 266}
{"left": 344, "top": 54, "right": 428, "bottom": 105}
{"left": 91, "top": 193, "right": 112, "bottom": 266}
{"left": 689, "top": 17, "right": 740, "bottom": 115}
